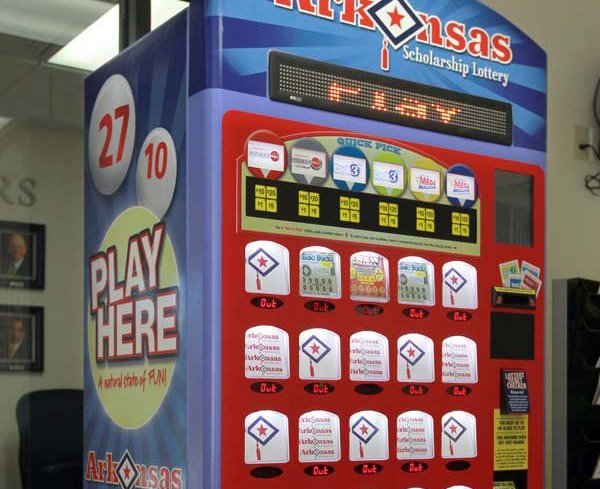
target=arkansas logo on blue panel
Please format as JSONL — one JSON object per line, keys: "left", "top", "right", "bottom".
{"left": 445, "top": 165, "right": 478, "bottom": 208}
{"left": 116, "top": 451, "right": 139, "bottom": 489}
{"left": 366, "top": 0, "right": 425, "bottom": 49}
{"left": 331, "top": 146, "right": 370, "bottom": 192}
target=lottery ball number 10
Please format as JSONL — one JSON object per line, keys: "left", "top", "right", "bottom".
{"left": 136, "top": 127, "right": 178, "bottom": 219}
{"left": 145, "top": 141, "right": 169, "bottom": 180}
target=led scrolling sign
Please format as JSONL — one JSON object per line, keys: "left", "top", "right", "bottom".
{"left": 269, "top": 52, "right": 513, "bottom": 145}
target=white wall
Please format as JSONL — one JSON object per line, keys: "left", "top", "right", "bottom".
{"left": 485, "top": 0, "right": 600, "bottom": 280}
{"left": 0, "top": 122, "right": 83, "bottom": 488}
{"left": 482, "top": 1, "right": 600, "bottom": 487}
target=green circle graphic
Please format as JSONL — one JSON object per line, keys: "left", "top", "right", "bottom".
{"left": 87, "top": 206, "right": 180, "bottom": 429}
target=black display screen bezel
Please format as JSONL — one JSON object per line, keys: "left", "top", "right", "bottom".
{"left": 269, "top": 51, "right": 513, "bottom": 146}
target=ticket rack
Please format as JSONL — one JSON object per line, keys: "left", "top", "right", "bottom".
{"left": 553, "top": 279, "right": 600, "bottom": 489}
{"left": 83, "top": 2, "right": 548, "bottom": 489}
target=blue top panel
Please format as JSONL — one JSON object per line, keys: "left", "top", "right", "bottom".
{"left": 190, "top": 0, "right": 547, "bottom": 153}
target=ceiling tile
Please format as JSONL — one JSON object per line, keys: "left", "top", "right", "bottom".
{"left": 0, "top": 0, "right": 112, "bottom": 45}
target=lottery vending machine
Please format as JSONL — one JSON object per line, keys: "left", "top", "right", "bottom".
{"left": 84, "top": 1, "right": 546, "bottom": 489}
{"left": 189, "top": 0, "right": 546, "bottom": 489}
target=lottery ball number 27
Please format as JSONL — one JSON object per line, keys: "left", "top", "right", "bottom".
{"left": 88, "top": 75, "right": 136, "bottom": 196}
{"left": 98, "top": 105, "right": 130, "bottom": 169}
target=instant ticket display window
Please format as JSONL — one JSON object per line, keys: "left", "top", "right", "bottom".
{"left": 84, "top": 1, "right": 546, "bottom": 489}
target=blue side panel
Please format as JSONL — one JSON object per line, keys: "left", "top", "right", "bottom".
{"left": 186, "top": 6, "right": 223, "bottom": 484}
{"left": 84, "top": 12, "right": 188, "bottom": 489}
{"left": 187, "top": 92, "right": 222, "bottom": 489}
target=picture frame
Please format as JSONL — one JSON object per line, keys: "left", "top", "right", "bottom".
{"left": 0, "top": 305, "right": 44, "bottom": 372}
{"left": 0, "top": 221, "right": 45, "bottom": 290}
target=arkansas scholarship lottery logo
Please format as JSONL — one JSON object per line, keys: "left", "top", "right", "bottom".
{"left": 272, "top": 0, "right": 513, "bottom": 78}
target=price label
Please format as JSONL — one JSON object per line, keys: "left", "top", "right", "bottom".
{"left": 88, "top": 74, "right": 136, "bottom": 195}
{"left": 136, "top": 127, "right": 177, "bottom": 218}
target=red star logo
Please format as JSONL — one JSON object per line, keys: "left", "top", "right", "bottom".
{"left": 257, "top": 256, "right": 268, "bottom": 268}
{"left": 407, "top": 347, "right": 416, "bottom": 357}
{"left": 449, "top": 424, "right": 458, "bottom": 434}
{"left": 450, "top": 275, "right": 459, "bottom": 285}
{"left": 123, "top": 464, "right": 131, "bottom": 480}
{"left": 360, "top": 424, "right": 369, "bottom": 435}
{"left": 388, "top": 6, "right": 405, "bottom": 28}
{"left": 310, "top": 342, "right": 321, "bottom": 354}
{"left": 257, "top": 424, "right": 268, "bottom": 437}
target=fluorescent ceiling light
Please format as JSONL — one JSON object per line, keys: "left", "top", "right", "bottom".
{"left": 48, "top": 6, "right": 118, "bottom": 72}
{"left": 152, "top": 0, "right": 188, "bottom": 30}
{"left": 49, "top": 0, "right": 188, "bottom": 72}
{"left": 0, "top": 116, "right": 13, "bottom": 132}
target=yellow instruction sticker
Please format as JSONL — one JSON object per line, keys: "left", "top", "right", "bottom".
{"left": 494, "top": 409, "right": 528, "bottom": 471}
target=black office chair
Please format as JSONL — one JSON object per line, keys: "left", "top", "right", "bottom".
{"left": 16, "top": 389, "right": 83, "bottom": 489}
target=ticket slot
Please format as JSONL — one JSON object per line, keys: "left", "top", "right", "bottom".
{"left": 250, "top": 467, "right": 284, "bottom": 479}
{"left": 447, "top": 386, "right": 472, "bottom": 397}
{"left": 304, "top": 465, "right": 335, "bottom": 477}
{"left": 250, "top": 382, "right": 284, "bottom": 394}
{"left": 447, "top": 310, "right": 473, "bottom": 322}
{"left": 250, "top": 296, "right": 285, "bottom": 310}
{"left": 356, "top": 304, "right": 385, "bottom": 316}
{"left": 354, "top": 463, "right": 383, "bottom": 475}
{"left": 402, "top": 307, "right": 430, "bottom": 320}
{"left": 354, "top": 384, "right": 384, "bottom": 395}
{"left": 246, "top": 177, "right": 478, "bottom": 244}
{"left": 401, "top": 462, "right": 429, "bottom": 473}
{"left": 304, "top": 382, "right": 335, "bottom": 395}
{"left": 304, "top": 300, "right": 335, "bottom": 313}
{"left": 402, "top": 385, "right": 429, "bottom": 396}
{"left": 492, "top": 287, "right": 536, "bottom": 309}
{"left": 446, "top": 461, "right": 472, "bottom": 471}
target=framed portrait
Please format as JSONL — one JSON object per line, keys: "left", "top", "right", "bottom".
{"left": 0, "top": 305, "right": 44, "bottom": 372}
{"left": 0, "top": 221, "right": 45, "bottom": 289}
